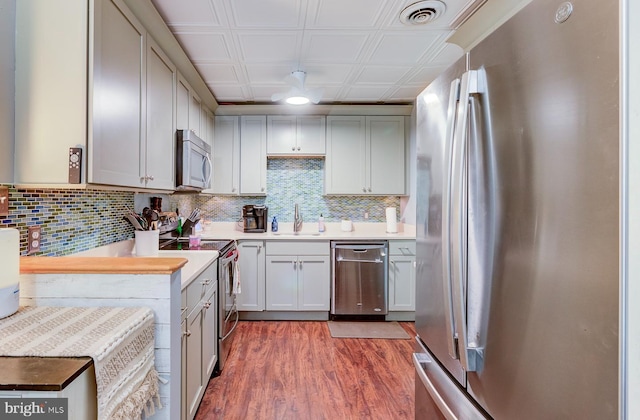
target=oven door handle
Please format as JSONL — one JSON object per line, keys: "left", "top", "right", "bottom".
{"left": 222, "top": 304, "right": 239, "bottom": 341}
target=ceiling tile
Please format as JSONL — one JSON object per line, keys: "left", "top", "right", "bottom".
{"left": 302, "top": 33, "right": 370, "bottom": 62}
{"left": 236, "top": 32, "right": 300, "bottom": 62}
{"left": 225, "top": 0, "right": 304, "bottom": 28}
{"left": 175, "top": 32, "right": 233, "bottom": 62}
{"left": 368, "top": 32, "right": 442, "bottom": 64}
{"left": 196, "top": 64, "right": 240, "bottom": 83}
{"left": 354, "top": 66, "right": 412, "bottom": 84}
{"left": 152, "top": 0, "right": 219, "bottom": 26}
{"left": 310, "top": 0, "right": 390, "bottom": 28}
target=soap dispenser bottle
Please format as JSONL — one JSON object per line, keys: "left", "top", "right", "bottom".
{"left": 271, "top": 216, "right": 278, "bottom": 232}
{"left": 318, "top": 214, "right": 325, "bottom": 233}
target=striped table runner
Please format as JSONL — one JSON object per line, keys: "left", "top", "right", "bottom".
{"left": 0, "top": 306, "right": 160, "bottom": 420}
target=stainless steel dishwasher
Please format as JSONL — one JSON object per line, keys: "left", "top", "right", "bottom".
{"left": 331, "top": 241, "right": 388, "bottom": 318}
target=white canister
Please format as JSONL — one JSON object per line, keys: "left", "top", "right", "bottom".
{"left": 340, "top": 220, "right": 353, "bottom": 232}
{"left": 0, "top": 228, "right": 20, "bottom": 319}
{"left": 135, "top": 230, "right": 159, "bottom": 256}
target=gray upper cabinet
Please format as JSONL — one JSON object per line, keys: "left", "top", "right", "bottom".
{"left": 240, "top": 116, "right": 267, "bottom": 195}
{"left": 266, "top": 116, "right": 326, "bottom": 156}
{"left": 210, "top": 116, "right": 240, "bottom": 195}
{"left": 14, "top": 0, "right": 188, "bottom": 191}
{"left": 325, "top": 115, "right": 406, "bottom": 195}
{"left": 89, "top": 0, "right": 146, "bottom": 188}
{"left": 143, "top": 36, "right": 176, "bottom": 190}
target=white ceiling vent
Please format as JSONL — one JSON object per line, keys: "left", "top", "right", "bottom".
{"left": 400, "top": 1, "right": 447, "bottom": 25}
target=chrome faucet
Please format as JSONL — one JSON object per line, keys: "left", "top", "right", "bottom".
{"left": 294, "top": 203, "right": 303, "bottom": 233}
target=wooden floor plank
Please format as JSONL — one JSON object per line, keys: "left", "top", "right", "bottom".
{"left": 195, "top": 320, "right": 416, "bottom": 419}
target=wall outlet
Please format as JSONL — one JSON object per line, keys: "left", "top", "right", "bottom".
{"left": 28, "top": 226, "right": 42, "bottom": 254}
{"left": 0, "top": 186, "right": 8, "bottom": 216}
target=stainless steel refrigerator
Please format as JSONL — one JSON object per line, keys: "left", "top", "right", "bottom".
{"left": 414, "top": 0, "right": 619, "bottom": 418}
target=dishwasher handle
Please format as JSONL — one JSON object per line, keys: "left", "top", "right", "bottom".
{"left": 331, "top": 243, "right": 387, "bottom": 250}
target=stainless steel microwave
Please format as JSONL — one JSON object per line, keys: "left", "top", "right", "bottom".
{"left": 176, "top": 129, "right": 212, "bottom": 191}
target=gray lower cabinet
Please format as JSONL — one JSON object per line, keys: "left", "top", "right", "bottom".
{"left": 181, "top": 262, "right": 217, "bottom": 420}
{"left": 265, "top": 241, "right": 330, "bottom": 311}
{"left": 388, "top": 240, "right": 416, "bottom": 311}
{"left": 236, "top": 241, "right": 266, "bottom": 311}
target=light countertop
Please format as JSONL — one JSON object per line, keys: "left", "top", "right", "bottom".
{"left": 195, "top": 222, "right": 416, "bottom": 241}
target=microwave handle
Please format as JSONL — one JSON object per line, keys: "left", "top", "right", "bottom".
{"left": 203, "top": 153, "right": 212, "bottom": 187}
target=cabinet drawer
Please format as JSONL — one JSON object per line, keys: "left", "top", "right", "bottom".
{"left": 185, "top": 263, "right": 217, "bottom": 312}
{"left": 266, "top": 241, "right": 329, "bottom": 256}
{"left": 389, "top": 240, "right": 416, "bottom": 256}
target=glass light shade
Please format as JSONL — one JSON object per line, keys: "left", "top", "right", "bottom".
{"left": 286, "top": 96, "right": 310, "bottom": 105}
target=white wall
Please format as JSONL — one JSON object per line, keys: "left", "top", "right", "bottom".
{"left": 0, "top": 0, "right": 14, "bottom": 183}
{"left": 622, "top": 0, "right": 640, "bottom": 418}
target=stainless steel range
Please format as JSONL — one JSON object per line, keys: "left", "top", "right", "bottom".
{"left": 160, "top": 237, "right": 239, "bottom": 373}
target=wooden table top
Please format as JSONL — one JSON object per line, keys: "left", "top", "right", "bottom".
{"left": 20, "top": 256, "right": 187, "bottom": 275}
{"left": 0, "top": 356, "right": 93, "bottom": 391}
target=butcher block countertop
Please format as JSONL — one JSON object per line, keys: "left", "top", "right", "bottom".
{"left": 19, "top": 256, "right": 188, "bottom": 275}
{"left": 0, "top": 356, "right": 93, "bottom": 391}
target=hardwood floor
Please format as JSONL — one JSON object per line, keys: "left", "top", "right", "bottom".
{"left": 195, "top": 320, "right": 417, "bottom": 420}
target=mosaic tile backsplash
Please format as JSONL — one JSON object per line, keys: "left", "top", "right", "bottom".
{"left": 0, "top": 159, "right": 403, "bottom": 256}
{"left": 0, "top": 186, "right": 135, "bottom": 256}
{"left": 170, "top": 158, "right": 401, "bottom": 225}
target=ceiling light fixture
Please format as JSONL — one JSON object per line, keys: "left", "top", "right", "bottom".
{"left": 271, "top": 71, "right": 324, "bottom": 105}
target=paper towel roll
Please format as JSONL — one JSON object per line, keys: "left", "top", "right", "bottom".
{"left": 0, "top": 228, "right": 20, "bottom": 318}
{"left": 386, "top": 207, "right": 398, "bottom": 233}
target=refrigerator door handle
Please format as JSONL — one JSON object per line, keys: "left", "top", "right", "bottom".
{"left": 442, "top": 78, "right": 461, "bottom": 361}
{"left": 413, "top": 341, "right": 488, "bottom": 419}
{"left": 451, "top": 70, "right": 484, "bottom": 372}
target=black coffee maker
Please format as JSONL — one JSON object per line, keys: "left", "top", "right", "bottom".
{"left": 242, "top": 205, "right": 268, "bottom": 232}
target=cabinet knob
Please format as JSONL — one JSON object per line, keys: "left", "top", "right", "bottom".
{"left": 297, "top": 146, "right": 301, "bottom": 151}
{"left": 201, "top": 279, "right": 212, "bottom": 286}
{"left": 363, "top": 187, "right": 367, "bottom": 192}
{"left": 232, "top": 187, "right": 237, "bottom": 192}
{"left": 368, "top": 188, "right": 372, "bottom": 192}
{"left": 148, "top": 175, "right": 155, "bottom": 181}
{"left": 291, "top": 146, "right": 296, "bottom": 151}
{"left": 183, "top": 330, "right": 191, "bottom": 337}
{"left": 203, "top": 302, "right": 211, "bottom": 309}
{"left": 261, "top": 187, "right": 265, "bottom": 192}
{"left": 293, "top": 260, "right": 297, "bottom": 269}
{"left": 299, "top": 260, "right": 303, "bottom": 268}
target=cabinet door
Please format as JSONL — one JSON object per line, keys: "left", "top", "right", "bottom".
{"left": 185, "top": 307, "right": 203, "bottom": 420}
{"left": 201, "top": 287, "right": 217, "bottom": 379}
{"left": 297, "top": 116, "right": 326, "bottom": 155}
{"left": 367, "top": 116, "right": 406, "bottom": 195}
{"left": 236, "top": 241, "right": 265, "bottom": 311}
{"left": 180, "top": 318, "right": 187, "bottom": 420}
{"left": 240, "top": 116, "right": 267, "bottom": 194}
{"left": 210, "top": 116, "right": 240, "bottom": 194}
{"left": 90, "top": 0, "right": 145, "bottom": 187}
{"left": 176, "top": 74, "right": 190, "bottom": 130}
{"left": 266, "top": 116, "right": 296, "bottom": 155}
{"left": 266, "top": 256, "right": 298, "bottom": 310}
{"left": 145, "top": 36, "right": 176, "bottom": 190}
{"left": 14, "top": 0, "right": 89, "bottom": 185}
{"left": 189, "top": 92, "right": 202, "bottom": 136}
{"left": 298, "top": 256, "right": 330, "bottom": 310}
{"left": 325, "top": 116, "right": 366, "bottom": 194}
{"left": 389, "top": 256, "right": 416, "bottom": 311}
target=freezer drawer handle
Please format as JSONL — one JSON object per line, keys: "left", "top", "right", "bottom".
{"left": 413, "top": 352, "right": 457, "bottom": 420}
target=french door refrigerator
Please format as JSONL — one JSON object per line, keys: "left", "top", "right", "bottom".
{"left": 414, "top": 0, "right": 619, "bottom": 418}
